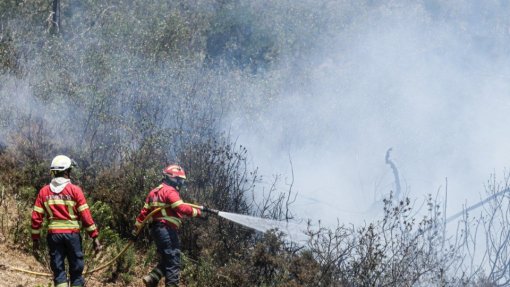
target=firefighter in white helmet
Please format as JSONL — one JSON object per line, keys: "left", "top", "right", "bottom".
{"left": 31, "top": 155, "right": 102, "bottom": 287}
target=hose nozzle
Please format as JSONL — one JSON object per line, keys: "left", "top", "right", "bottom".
{"left": 202, "top": 206, "right": 219, "bottom": 215}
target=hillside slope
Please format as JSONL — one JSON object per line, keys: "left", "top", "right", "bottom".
{"left": 0, "top": 240, "right": 151, "bottom": 286}
{"left": 0, "top": 242, "right": 49, "bottom": 286}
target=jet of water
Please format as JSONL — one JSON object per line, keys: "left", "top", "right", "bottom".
{"left": 218, "top": 211, "right": 309, "bottom": 245}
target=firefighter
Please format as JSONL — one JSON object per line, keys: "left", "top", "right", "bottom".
{"left": 132, "top": 164, "right": 205, "bottom": 287}
{"left": 31, "top": 155, "right": 101, "bottom": 287}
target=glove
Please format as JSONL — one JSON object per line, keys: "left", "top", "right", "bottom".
{"left": 130, "top": 225, "right": 141, "bottom": 241}
{"left": 32, "top": 240, "right": 40, "bottom": 254}
{"left": 92, "top": 238, "right": 102, "bottom": 253}
{"left": 93, "top": 238, "right": 102, "bottom": 251}
{"left": 198, "top": 206, "right": 209, "bottom": 220}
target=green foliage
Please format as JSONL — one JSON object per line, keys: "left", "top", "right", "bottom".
{"left": 11, "top": 186, "right": 37, "bottom": 247}
{"left": 141, "top": 243, "right": 158, "bottom": 267}
{"left": 88, "top": 200, "right": 120, "bottom": 247}
{"left": 99, "top": 239, "right": 136, "bottom": 284}
{"left": 182, "top": 255, "right": 217, "bottom": 286}
{"left": 205, "top": 1, "right": 278, "bottom": 71}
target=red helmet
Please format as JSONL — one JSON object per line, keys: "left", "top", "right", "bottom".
{"left": 162, "top": 164, "right": 186, "bottom": 179}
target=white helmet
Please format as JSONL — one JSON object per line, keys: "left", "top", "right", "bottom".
{"left": 50, "top": 155, "right": 74, "bottom": 171}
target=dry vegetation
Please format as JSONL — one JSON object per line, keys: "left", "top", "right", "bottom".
{"left": 0, "top": 1, "right": 509, "bottom": 286}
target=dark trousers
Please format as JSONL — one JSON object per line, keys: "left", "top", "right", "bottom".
{"left": 47, "top": 233, "right": 85, "bottom": 287}
{"left": 150, "top": 223, "right": 181, "bottom": 286}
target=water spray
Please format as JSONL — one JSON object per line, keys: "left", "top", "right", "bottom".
{"left": 190, "top": 204, "right": 309, "bottom": 244}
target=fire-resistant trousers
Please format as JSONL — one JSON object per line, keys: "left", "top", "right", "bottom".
{"left": 150, "top": 222, "right": 181, "bottom": 287}
{"left": 47, "top": 233, "right": 85, "bottom": 287}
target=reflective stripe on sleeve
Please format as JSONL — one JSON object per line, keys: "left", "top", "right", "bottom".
{"left": 33, "top": 206, "right": 45, "bottom": 214}
{"left": 192, "top": 208, "right": 198, "bottom": 217}
{"left": 77, "top": 204, "right": 89, "bottom": 212}
{"left": 143, "top": 203, "right": 149, "bottom": 209}
{"left": 31, "top": 229, "right": 41, "bottom": 234}
{"left": 171, "top": 200, "right": 183, "bottom": 208}
{"left": 85, "top": 224, "right": 97, "bottom": 232}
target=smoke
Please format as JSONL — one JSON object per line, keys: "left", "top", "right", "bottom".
{"left": 0, "top": 2, "right": 251, "bottom": 163}
{"left": 226, "top": 1, "right": 510, "bottom": 226}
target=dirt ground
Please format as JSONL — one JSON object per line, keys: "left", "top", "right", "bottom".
{"left": 0, "top": 242, "right": 163, "bottom": 287}
{"left": 0, "top": 242, "right": 50, "bottom": 287}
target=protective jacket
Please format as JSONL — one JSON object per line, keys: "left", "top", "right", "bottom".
{"left": 135, "top": 182, "right": 201, "bottom": 230}
{"left": 31, "top": 180, "right": 98, "bottom": 240}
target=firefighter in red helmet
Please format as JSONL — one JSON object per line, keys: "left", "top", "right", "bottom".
{"left": 133, "top": 164, "right": 204, "bottom": 287}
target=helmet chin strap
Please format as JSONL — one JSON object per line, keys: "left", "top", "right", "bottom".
{"left": 163, "top": 176, "right": 183, "bottom": 190}
{"left": 51, "top": 169, "right": 71, "bottom": 178}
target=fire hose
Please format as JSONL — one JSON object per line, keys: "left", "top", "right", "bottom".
{"left": 2, "top": 203, "right": 215, "bottom": 277}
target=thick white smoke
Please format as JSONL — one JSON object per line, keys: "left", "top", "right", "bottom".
{"left": 227, "top": 1, "right": 510, "bottom": 226}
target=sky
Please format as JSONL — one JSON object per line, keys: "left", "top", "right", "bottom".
{"left": 227, "top": 1, "right": 510, "bottom": 227}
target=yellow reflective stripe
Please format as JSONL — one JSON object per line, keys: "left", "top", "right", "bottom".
{"left": 85, "top": 224, "right": 97, "bottom": 232}
{"left": 31, "top": 229, "right": 41, "bottom": 234}
{"left": 192, "top": 208, "right": 198, "bottom": 217}
{"left": 171, "top": 200, "right": 183, "bottom": 208}
{"left": 155, "top": 216, "right": 181, "bottom": 227}
{"left": 77, "top": 204, "right": 89, "bottom": 212}
{"left": 48, "top": 220, "right": 80, "bottom": 229}
{"left": 33, "top": 206, "right": 45, "bottom": 214}
{"left": 69, "top": 205, "right": 77, "bottom": 220}
{"left": 47, "top": 199, "right": 76, "bottom": 206}
{"left": 43, "top": 202, "right": 54, "bottom": 219}
{"left": 56, "top": 283, "right": 68, "bottom": 287}
{"left": 143, "top": 203, "right": 149, "bottom": 209}
{"left": 149, "top": 202, "right": 167, "bottom": 207}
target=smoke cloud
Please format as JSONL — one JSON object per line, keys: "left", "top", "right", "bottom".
{"left": 227, "top": 1, "right": 510, "bottom": 226}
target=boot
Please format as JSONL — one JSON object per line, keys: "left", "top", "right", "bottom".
{"left": 143, "top": 268, "right": 163, "bottom": 287}
{"left": 143, "top": 274, "right": 159, "bottom": 287}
